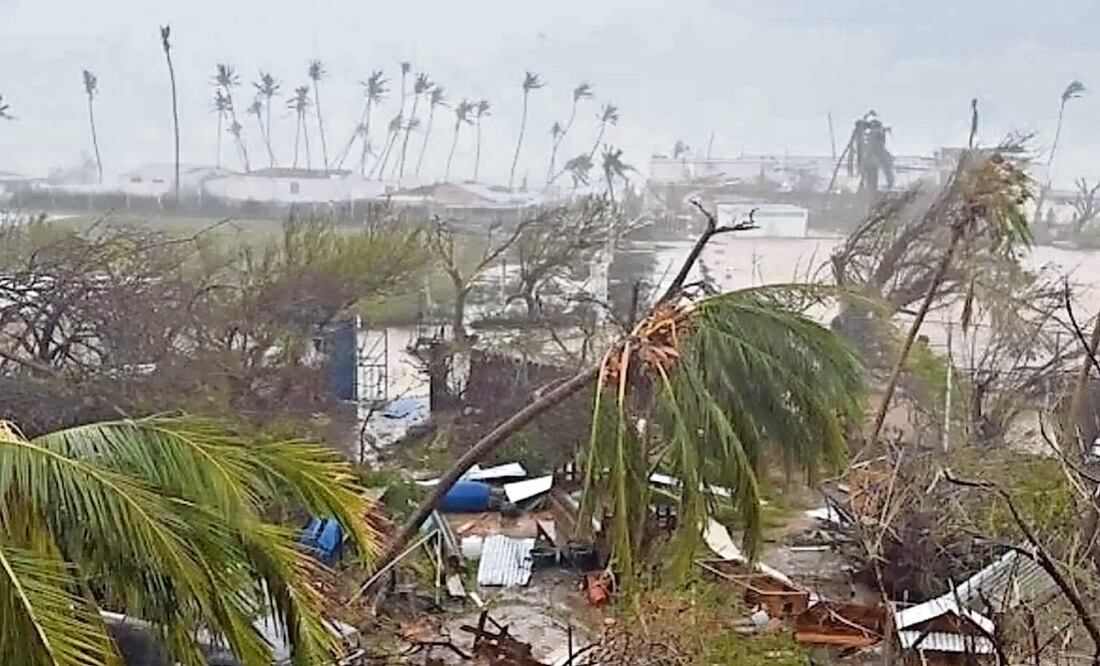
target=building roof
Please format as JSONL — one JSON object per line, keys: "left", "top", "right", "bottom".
{"left": 950, "top": 549, "right": 1057, "bottom": 614}
{"left": 893, "top": 596, "right": 995, "bottom": 634}
{"left": 897, "top": 631, "right": 995, "bottom": 654}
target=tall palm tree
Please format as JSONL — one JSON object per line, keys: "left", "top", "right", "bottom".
{"left": 246, "top": 99, "right": 268, "bottom": 169}
{"left": 588, "top": 103, "right": 620, "bottom": 161}
{"left": 346, "top": 70, "right": 388, "bottom": 176}
{"left": 158, "top": 26, "right": 179, "bottom": 202}
{"left": 1048, "top": 80, "right": 1086, "bottom": 186}
{"left": 211, "top": 89, "right": 231, "bottom": 168}
{"left": 288, "top": 85, "right": 312, "bottom": 170}
{"left": 415, "top": 86, "right": 447, "bottom": 177}
{"left": 252, "top": 72, "right": 281, "bottom": 167}
{"left": 397, "top": 73, "right": 432, "bottom": 179}
{"left": 445, "top": 99, "right": 474, "bottom": 182}
{"left": 371, "top": 114, "right": 402, "bottom": 179}
{"left": 0, "top": 416, "right": 378, "bottom": 665}
{"left": 472, "top": 99, "right": 490, "bottom": 182}
{"left": 600, "top": 146, "right": 634, "bottom": 199}
{"left": 545, "top": 122, "right": 564, "bottom": 184}
{"left": 0, "top": 94, "right": 13, "bottom": 120}
{"left": 214, "top": 64, "right": 250, "bottom": 171}
{"left": 547, "top": 82, "right": 592, "bottom": 184}
{"left": 868, "top": 148, "right": 1034, "bottom": 444}
{"left": 81, "top": 69, "right": 103, "bottom": 184}
{"left": 508, "top": 71, "right": 545, "bottom": 190}
{"left": 308, "top": 60, "right": 329, "bottom": 170}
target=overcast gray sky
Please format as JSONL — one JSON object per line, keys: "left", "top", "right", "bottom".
{"left": 2, "top": 0, "right": 1099, "bottom": 186}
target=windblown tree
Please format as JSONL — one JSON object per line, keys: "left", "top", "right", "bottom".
{"left": 547, "top": 82, "right": 593, "bottom": 185}
{"left": 472, "top": 99, "right": 490, "bottom": 182}
{"left": 214, "top": 64, "right": 250, "bottom": 171}
{"left": 427, "top": 215, "right": 534, "bottom": 341}
{"left": 287, "top": 85, "right": 312, "bottom": 170}
{"left": 1069, "top": 177, "right": 1100, "bottom": 235}
{"left": 335, "top": 70, "right": 386, "bottom": 174}
{"left": 868, "top": 143, "right": 1034, "bottom": 444}
{"left": 252, "top": 71, "right": 281, "bottom": 167}
{"left": 0, "top": 416, "right": 379, "bottom": 666}
{"left": 246, "top": 99, "right": 267, "bottom": 167}
{"left": 373, "top": 62, "right": 410, "bottom": 179}
{"left": 80, "top": 70, "right": 103, "bottom": 184}
{"left": 211, "top": 89, "right": 231, "bottom": 168}
{"left": 588, "top": 103, "right": 620, "bottom": 161}
{"left": 397, "top": 72, "right": 432, "bottom": 179}
{"left": 308, "top": 60, "right": 329, "bottom": 170}
{"left": 415, "top": 86, "right": 447, "bottom": 177}
{"left": 369, "top": 203, "right": 865, "bottom": 588}
{"left": 508, "top": 71, "right": 545, "bottom": 190}
{"left": 159, "top": 26, "right": 179, "bottom": 202}
{"left": 444, "top": 99, "right": 474, "bottom": 183}
{"left": 1033, "top": 80, "right": 1086, "bottom": 226}
{"left": 562, "top": 153, "right": 594, "bottom": 189}
{"left": 601, "top": 146, "right": 634, "bottom": 199}
{"left": 828, "top": 111, "right": 895, "bottom": 193}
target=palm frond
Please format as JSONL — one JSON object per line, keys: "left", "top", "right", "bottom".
{"left": 1062, "top": 80, "right": 1086, "bottom": 104}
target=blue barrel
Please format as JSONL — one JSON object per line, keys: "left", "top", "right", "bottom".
{"left": 440, "top": 481, "right": 492, "bottom": 512}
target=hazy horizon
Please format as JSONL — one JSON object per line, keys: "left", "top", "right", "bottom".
{"left": 3, "top": 0, "right": 1099, "bottom": 187}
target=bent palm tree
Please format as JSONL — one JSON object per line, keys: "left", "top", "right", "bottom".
{"left": 509, "top": 71, "right": 545, "bottom": 190}
{"left": 308, "top": 60, "right": 329, "bottom": 169}
{"left": 415, "top": 86, "right": 447, "bottom": 177}
{"left": 588, "top": 103, "right": 620, "bottom": 161}
{"left": 0, "top": 417, "right": 378, "bottom": 665}
{"left": 214, "top": 64, "right": 250, "bottom": 171}
{"left": 367, "top": 204, "right": 866, "bottom": 590}
{"left": 252, "top": 71, "right": 281, "bottom": 167}
{"left": 211, "top": 89, "right": 231, "bottom": 167}
{"left": 371, "top": 114, "right": 403, "bottom": 179}
{"left": 397, "top": 73, "right": 432, "bottom": 179}
{"left": 868, "top": 147, "right": 1034, "bottom": 443}
{"left": 600, "top": 146, "right": 634, "bottom": 199}
{"left": 158, "top": 26, "right": 179, "bottom": 202}
{"left": 246, "top": 99, "right": 267, "bottom": 166}
{"left": 445, "top": 99, "right": 474, "bottom": 182}
{"left": 547, "top": 82, "right": 592, "bottom": 184}
{"left": 336, "top": 70, "right": 386, "bottom": 173}
{"left": 288, "top": 86, "right": 312, "bottom": 169}
{"left": 81, "top": 69, "right": 103, "bottom": 184}
{"left": 472, "top": 99, "right": 490, "bottom": 182}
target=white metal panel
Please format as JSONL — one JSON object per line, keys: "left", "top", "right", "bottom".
{"left": 897, "top": 631, "right": 994, "bottom": 654}
{"left": 477, "top": 535, "right": 535, "bottom": 587}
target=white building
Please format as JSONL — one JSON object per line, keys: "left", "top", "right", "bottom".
{"left": 201, "top": 168, "right": 395, "bottom": 205}
{"left": 119, "top": 163, "right": 228, "bottom": 198}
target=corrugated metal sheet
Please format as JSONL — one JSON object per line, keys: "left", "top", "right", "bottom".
{"left": 477, "top": 536, "right": 535, "bottom": 587}
{"left": 897, "top": 631, "right": 994, "bottom": 654}
{"left": 950, "top": 549, "right": 1057, "bottom": 613}
{"left": 893, "top": 597, "right": 994, "bottom": 634}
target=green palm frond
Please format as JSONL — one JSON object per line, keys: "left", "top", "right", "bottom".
{"left": 580, "top": 285, "right": 864, "bottom": 589}
{"left": 0, "top": 418, "right": 380, "bottom": 665}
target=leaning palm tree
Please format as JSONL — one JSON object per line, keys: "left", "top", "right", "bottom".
{"left": 246, "top": 99, "right": 268, "bottom": 167}
{"left": 211, "top": 89, "right": 232, "bottom": 167}
{"left": 0, "top": 94, "right": 13, "bottom": 120}
{"left": 1048, "top": 80, "right": 1086, "bottom": 187}
{"left": 288, "top": 85, "right": 312, "bottom": 169}
{"left": 545, "top": 122, "right": 564, "bottom": 184}
{"left": 397, "top": 73, "right": 432, "bottom": 178}
{"left": 367, "top": 204, "right": 866, "bottom": 591}
{"left": 444, "top": 99, "right": 474, "bottom": 182}
{"left": 415, "top": 86, "right": 447, "bottom": 177}
{"left": 350, "top": 71, "right": 388, "bottom": 176}
{"left": 252, "top": 71, "right": 281, "bottom": 167}
{"left": 371, "top": 114, "right": 403, "bottom": 179}
{"left": 562, "top": 153, "right": 593, "bottom": 189}
{"left": 158, "top": 26, "right": 180, "bottom": 202}
{"left": 0, "top": 416, "right": 379, "bottom": 665}
{"left": 472, "top": 99, "right": 490, "bottom": 182}
{"left": 600, "top": 146, "right": 634, "bottom": 199}
{"left": 868, "top": 146, "right": 1034, "bottom": 443}
{"left": 81, "top": 69, "right": 103, "bottom": 184}
{"left": 308, "top": 60, "right": 329, "bottom": 169}
{"left": 588, "top": 103, "right": 620, "bottom": 161}
{"left": 508, "top": 71, "right": 545, "bottom": 190}
{"left": 547, "top": 82, "right": 593, "bottom": 184}
{"left": 214, "top": 64, "right": 251, "bottom": 171}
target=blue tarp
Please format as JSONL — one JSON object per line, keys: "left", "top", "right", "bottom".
{"left": 300, "top": 517, "right": 344, "bottom": 565}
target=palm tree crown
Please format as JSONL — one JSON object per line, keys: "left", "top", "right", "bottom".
{"left": 0, "top": 95, "right": 12, "bottom": 121}
{"left": 253, "top": 71, "right": 280, "bottom": 101}
{"left": 81, "top": 70, "right": 97, "bottom": 97}
{"left": 0, "top": 417, "right": 379, "bottom": 665}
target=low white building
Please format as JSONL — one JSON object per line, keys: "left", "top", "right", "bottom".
{"left": 717, "top": 201, "right": 809, "bottom": 238}
{"left": 118, "top": 163, "right": 228, "bottom": 198}
{"left": 202, "top": 168, "right": 395, "bottom": 204}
